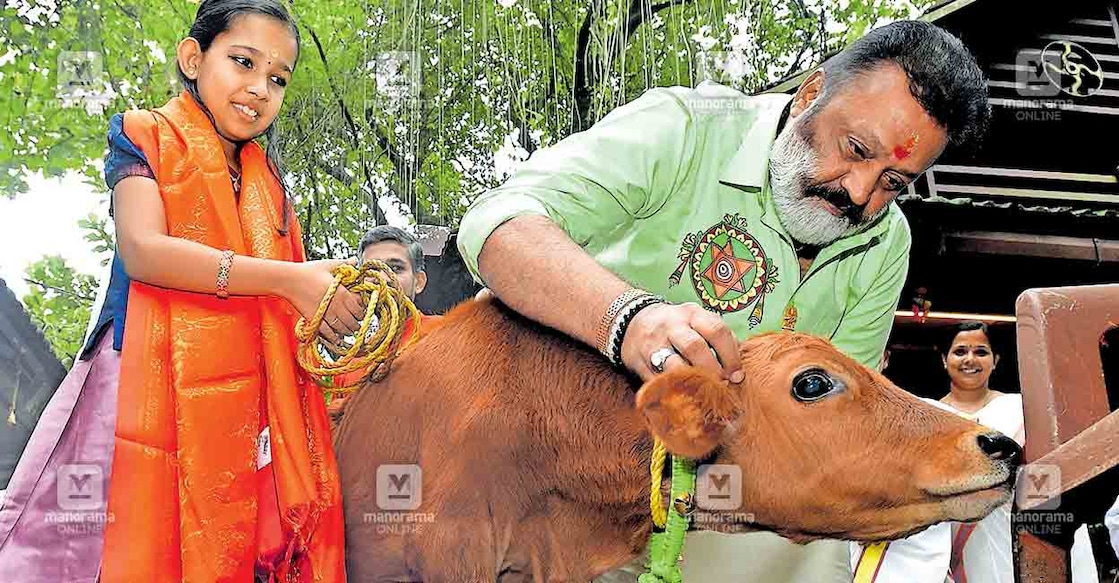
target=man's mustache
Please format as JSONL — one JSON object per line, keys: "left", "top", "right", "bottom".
{"left": 804, "top": 183, "right": 864, "bottom": 224}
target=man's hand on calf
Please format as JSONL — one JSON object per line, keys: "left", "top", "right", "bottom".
{"left": 621, "top": 302, "right": 744, "bottom": 383}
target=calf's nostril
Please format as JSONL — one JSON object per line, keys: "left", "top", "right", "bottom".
{"left": 976, "top": 432, "right": 1022, "bottom": 466}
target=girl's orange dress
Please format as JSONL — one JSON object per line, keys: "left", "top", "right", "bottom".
{"left": 100, "top": 92, "right": 345, "bottom": 582}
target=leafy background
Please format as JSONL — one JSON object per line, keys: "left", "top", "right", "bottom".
{"left": 1, "top": 0, "right": 935, "bottom": 366}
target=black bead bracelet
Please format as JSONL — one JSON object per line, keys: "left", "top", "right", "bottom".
{"left": 607, "top": 295, "right": 666, "bottom": 368}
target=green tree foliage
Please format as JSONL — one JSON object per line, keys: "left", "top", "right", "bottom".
{"left": 2, "top": 0, "right": 934, "bottom": 360}
{"left": 78, "top": 211, "right": 115, "bottom": 264}
{"left": 21, "top": 254, "right": 98, "bottom": 368}
{"left": 17, "top": 213, "right": 112, "bottom": 367}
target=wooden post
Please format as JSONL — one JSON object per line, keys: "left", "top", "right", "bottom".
{"left": 1014, "top": 284, "right": 1119, "bottom": 583}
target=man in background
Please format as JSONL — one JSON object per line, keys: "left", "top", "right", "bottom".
{"left": 328, "top": 226, "right": 437, "bottom": 425}
{"left": 359, "top": 225, "right": 428, "bottom": 301}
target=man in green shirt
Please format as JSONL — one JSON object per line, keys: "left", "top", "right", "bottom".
{"left": 458, "top": 20, "right": 989, "bottom": 581}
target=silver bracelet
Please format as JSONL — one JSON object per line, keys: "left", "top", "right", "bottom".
{"left": 605, "top": 295, "right": 665, "bottom": 367}
{"left": 597, "top": 288, "right": 649, "bottom": 354}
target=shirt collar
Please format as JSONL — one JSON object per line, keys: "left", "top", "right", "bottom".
{"left": 718, "top": 92, "right": 795, "bottom": 191}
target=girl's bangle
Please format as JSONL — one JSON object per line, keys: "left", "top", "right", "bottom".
{"left": 216, "top": 250, "right": 235, "bottom": 299}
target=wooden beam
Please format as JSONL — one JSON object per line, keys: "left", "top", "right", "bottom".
{"left": 765, "top": 71, "right": 811, "bottom": 95}
{"left": 894, "top": 310, "right": 1017, "bottom": 323}
{"left": 1013, "top": 284, "right": 1119, "bottom": 582}
{"left": 933, "top": 164, "right": 1119, "bottom": 184}
{"left": 989, "top": 62, "right": 1119, "bottom": 81}
{"left": 987, "top": 80, "right": 1119, "bottom": 98}
{"left": 937, "top": 183, "right": 1119, "bottom": 205}
{"left": 1110, "top": 4, "right": 1119, "bottom": 50}
{"left": 944, "top": 231, "right": 1119, "bottom": 262}
{"left": 1041, "top": 33, "right": 1119, "bottom": 46}
{"left": 1071, "top": 18, "right": 1115, "bottom": 28}
{"left": 1018, "top": 410, "right": 1119, "bottom": 511}
{"left": 921, "top": 0, "right": 980, "bottom": 23}
{"left": 1017, "top": 285, "right": 1117, "bottom": 455}
{"left": 1015, "top": 530, "right": 1071, "bottom": 582}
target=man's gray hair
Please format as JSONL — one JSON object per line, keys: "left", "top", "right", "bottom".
{"left": 358, "top": 225, "right": 425, "bottom": 273}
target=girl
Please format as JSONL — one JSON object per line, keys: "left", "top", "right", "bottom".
{"left": 0, "top": 1, "right": 359, "bottom": 580}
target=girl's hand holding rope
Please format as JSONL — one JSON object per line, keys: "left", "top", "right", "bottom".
{"left": 283, "top": 259, "right": 367, "bottom": 344}
{"left": 295, "top": 260, "right": 421, "bottom": 396}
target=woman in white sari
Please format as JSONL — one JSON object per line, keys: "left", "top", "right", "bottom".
{"left": 851, "top": 322, "right": 1098, "bottom": 583}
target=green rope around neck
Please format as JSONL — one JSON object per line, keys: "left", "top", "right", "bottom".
{"left": 639, "top": 454, "right": 697, "bottom": 583}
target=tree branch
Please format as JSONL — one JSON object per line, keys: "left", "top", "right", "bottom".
{"left": 305, "top": 25, "right": 388, "bottom": 226}
{"left": 23, "top": 279, "right": 95, "bottom": 303}
{"left": 366, "top": 111, "right": 408, "bottom": 175}
{"left": 781, "top": 33, "right": 815, "bottom": 81}
{"left": 161, "top": 0, "right": 186, "bottom": 23}
{"left": 363, "top": 111, "right": 419, "bottom": 223}
{"left": 630, "top": 0, "right": 694, "bottom": 38}
{"left": 789, "top": 0, "right": 826, "bottom": 56}
{"left": 508, "top": 102, "right": 537, "bottom": 155}
{"left": 316, "top": 158, "right": 355, "bottom": 185}
{"left": 816, "top": 4, "right": 828, "bottom": 55}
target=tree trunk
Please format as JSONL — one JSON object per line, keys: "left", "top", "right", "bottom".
{"left": 571, "top": 1, "right": 605, "bottom": 134}
{"left": 571, "top": 0, "right": 694, "bottom": 134}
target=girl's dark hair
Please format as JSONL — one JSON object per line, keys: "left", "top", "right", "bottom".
{"left": 941, "top": 321, "right": 993, "bottom": 356}
{"left": 176, "top": 0, "right": 300, "bottom": 235}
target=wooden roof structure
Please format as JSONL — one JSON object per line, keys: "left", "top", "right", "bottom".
{"left": 0, "top": 278, "right": 65, "bottom": 489}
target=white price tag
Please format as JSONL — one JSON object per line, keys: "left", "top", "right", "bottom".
{"left": 257, "top": 426, "right": 272, "bottom": 471}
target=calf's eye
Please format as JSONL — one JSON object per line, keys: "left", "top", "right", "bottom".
{"left": 792, "top": 369, "right": 839, "bottom": 402}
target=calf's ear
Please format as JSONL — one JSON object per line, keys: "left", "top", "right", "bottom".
{"left": 636, "top": 366, "right": 740, "bottom": 459}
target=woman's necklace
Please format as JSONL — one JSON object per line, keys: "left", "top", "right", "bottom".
{"left": 946, "top": 389, "right": 998, "bottom": 415}
{"left": 229, "top": 165, "right": 242, "bottom": 194}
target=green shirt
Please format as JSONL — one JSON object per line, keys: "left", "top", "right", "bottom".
{"left": 458, "top": 82, "right": 910, "bottom": 369}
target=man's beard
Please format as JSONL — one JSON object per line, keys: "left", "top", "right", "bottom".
{"left": 768, "top": 116, "right": 887, "bottom": 247}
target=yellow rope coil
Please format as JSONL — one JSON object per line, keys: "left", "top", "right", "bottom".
{"left": 295, "top": 261, "right": 421, "bottom": 397}
{"left": 649, "top": 437, "right": 668, "bottom": 529}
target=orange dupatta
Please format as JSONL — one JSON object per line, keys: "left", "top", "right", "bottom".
{"left": 101, "top": 93, "right": 345, "bottom": 582}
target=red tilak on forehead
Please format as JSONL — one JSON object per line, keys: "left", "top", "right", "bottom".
{"left": 893, "top": 133, "right": 919, "bottom": 160}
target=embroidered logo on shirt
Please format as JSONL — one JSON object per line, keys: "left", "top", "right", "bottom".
{"left": 670, "top": 213, "right": 778, "bottom": 326}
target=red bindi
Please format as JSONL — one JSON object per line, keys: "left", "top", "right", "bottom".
{"left": 894, "top": 133, "right": 919, "bottom": 160}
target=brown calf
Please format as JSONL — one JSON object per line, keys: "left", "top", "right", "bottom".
{"left": 333, "top": 298, "right": 1021, "bottom": 582}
